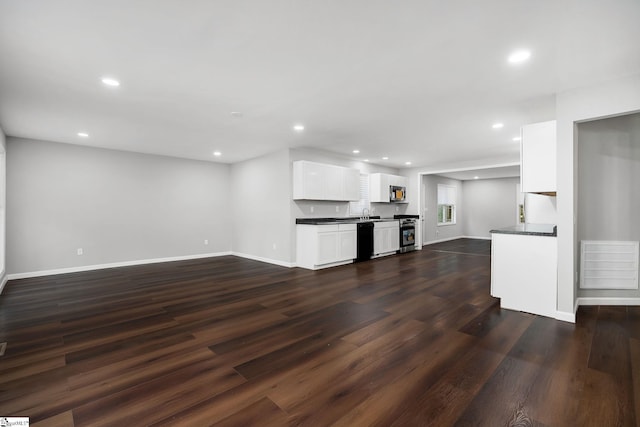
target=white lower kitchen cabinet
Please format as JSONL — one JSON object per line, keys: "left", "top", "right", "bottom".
{"left": 296, "top": 224, "right": 357, "bottom": 270}
{"left": 373, "top": 220, "right": 400, "bottom": 256}
{"left": 491, "top": 230, "right": 557, "bottom": 319}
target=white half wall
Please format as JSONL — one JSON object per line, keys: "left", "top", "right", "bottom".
{"left": 6, "top": 138, "right": 232, "bottom": 275}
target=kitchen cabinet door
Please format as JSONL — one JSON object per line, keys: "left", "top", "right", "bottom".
{"left": 387, "top": 227, "right": 400, "bottom": 251}
{"left": 373, "top": 227, "right": 384, "bottom": 254}
{"left": 374, "top": 221, "right": 399, "bottom": 254}
{"left": 293, "top": 161, "right": 359, "bottom": 201}
{"left": 317, "top": 231, "right": 339, "bottom": 265}
{"left": 296, "top": 224, "right": 356, "bottom": 270}
{"left": 369, "top": 173, "right": 408, "bottom": 202}
{"left": 338, "top": 228, "right": 357, "bottom": 261}
{"left": 293, "top": 161, "right": 323, "bottom": 200}
{"left": 521, "top": 120, "right": 556, "bottom": 193}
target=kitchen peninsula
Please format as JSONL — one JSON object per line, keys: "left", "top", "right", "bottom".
{"left": 490, "top": 224, "right": 558, "bottom": 319}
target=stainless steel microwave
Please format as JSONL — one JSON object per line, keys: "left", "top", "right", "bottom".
{"left": 389, "top": 185, "right": 406, "bottom": 202}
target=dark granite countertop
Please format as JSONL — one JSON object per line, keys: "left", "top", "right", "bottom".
{"left": 296, "top": 216, "right": 386, "bottom": 225}
{"left": 296, "top": 214, "right": 419, "bottom": 225}
{"left": 490, "top": 223, "right": 557, "bottom": 237}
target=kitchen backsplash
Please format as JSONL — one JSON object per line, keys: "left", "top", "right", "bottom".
{"left": 525, "top": 193, "right": 557, "bottom": 224}
{"left": 293, "top": 200, "right": 409, "bottom": 219}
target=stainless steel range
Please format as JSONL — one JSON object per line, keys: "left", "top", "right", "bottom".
{"left": 397, "top": 216, "right": 417, "bottom": 253}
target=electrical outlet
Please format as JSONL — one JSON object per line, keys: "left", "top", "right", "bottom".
{"left": 273, "top": 243, "right": 277, "bottom": 250}
{"left": 310, "top": 206, "right": 314, "bottom": 213}
{"left": 77, "top": 248, "right": 83, "bottom": 255}
{"left": 395, "top": 206, "right": 399, "bottom": 212}
{"left": 335, "top": 205, "right": 339, "bottom": 213}
{"left": 204, "top": 239, "right": 209, "bottom": 245}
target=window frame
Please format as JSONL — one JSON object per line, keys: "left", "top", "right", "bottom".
{"left": 436, "top": 184, "right": 457, "bottom": 226}
{"left": 349, "top": 173, "right": 370, "bottom": 217}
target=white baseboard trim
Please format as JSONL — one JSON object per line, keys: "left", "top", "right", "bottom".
{"left": 422, "top": 236, "right": 465, "bottom": 245}
{"left": 231, "top": 252, "right": 295, "bottom": 268}
{"left": 423, "top": 235, "right": 491, "bottom": 246}
{"left": 554, "top": 310, "right": 576, "bottom": 323}
{"left": 0, "top": 274, "right": 7, "bottom": 295}
{"left": 6, "top": 251, "right": 233, "bottom": 280}
{"left": 577, "top": 297, "right": 640, "bottom": 306}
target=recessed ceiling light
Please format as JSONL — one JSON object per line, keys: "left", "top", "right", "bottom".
{"left": 508, "top": 50, "right": 531, "bottom": 64}
{"left": 492, "top": 123, "right": 504, "bottom": 129}
{"left": 512, "top": 136, "right": 522, "bottom": 141}
{"left": 474, "top": 176, "right": 479, "bottom": 180}
{"left": 363, "top": 159, "right": 369, "bottom": 162}
{"left": 353, "top": 150, "right": 360, "bottom": 154}
{"left": 230, "top": 111, "right": 243, "bottom": 118}
{"left": 101, "top": 77, "right": 120, "bottom": 87}
{"left": 213, "top": 151, "right": 222, "bottom": 157}
{"left": 77, "top": 132, "right": 89, "bottom": 138}
{"left": 405, "top": 161, "right": 412, "bottom": 165}
{"left": 382, "top": 156, "right": 389, "bottom": 160}
{"left": 293, "top": 124, "right": 305, "bottom": 132}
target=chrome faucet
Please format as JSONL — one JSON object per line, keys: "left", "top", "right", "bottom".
{"left": 361, "top": 208, "right": 370, "bottom": 220}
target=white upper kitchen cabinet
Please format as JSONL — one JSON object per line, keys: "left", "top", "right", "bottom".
{"left": 520, "top": 120, "right": 557, "bottom": 194}
{"left": 293, "top": 160, "right": 360, "bottom": 201}
{"left": 369, "top": 173, "right": 408, "bottom": 203}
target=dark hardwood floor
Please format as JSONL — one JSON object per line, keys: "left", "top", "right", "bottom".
{"left": 0, "top": 238, "right": 638, "bottom": 426}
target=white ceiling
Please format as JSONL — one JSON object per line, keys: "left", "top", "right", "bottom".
{"left": 435, "top": 165, "right": 521, "bottom": 181}
{"left": 1, "top": 1, "right": 639, "bottom": 168}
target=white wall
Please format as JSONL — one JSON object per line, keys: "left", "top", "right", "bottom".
{"left": 556, "top": 73, "right": 640, "bottom": 313}
{"left": 525, "top": 193, "right": 557, "bottom": 224}
{"left": 421, "top": 175, "right": 463, "bottom": 243}
{"left": 577, "top": 112, "right": 640, "bottom": 299}
{"left": 462, "top": 177, "right": 520, "bottom": 238}
{"left": 7, "top": 138, "right": 231, "bottom": 275}
{"left": 0, "top": 127, "right": 6, "bottom": 292}
{"left": 230, "top": 149, "right": 293, "bottom": 266}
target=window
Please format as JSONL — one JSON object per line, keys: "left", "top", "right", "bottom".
{"left": 437, "top": 184, "right": 456, "bottom": 225}
{"left": 349, "top": 173, "right": 370, "bottom": 217}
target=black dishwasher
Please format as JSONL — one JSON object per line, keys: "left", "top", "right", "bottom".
{"left": 356, "top": 222, "right": 374, "bottom": 262}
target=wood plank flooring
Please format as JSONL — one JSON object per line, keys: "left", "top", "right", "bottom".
{"left": 0, "top": 238, "right": 638, "bottom": 426}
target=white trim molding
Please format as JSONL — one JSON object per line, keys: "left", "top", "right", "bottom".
{"left": 422, "top": 235, "right": 491, "bottom": 246}
{"left": 6, "top": 252, "right": 232, "bottom": 280}
{"left": 0, "top": 273, "right": 7, "bottom": 295}
{"left": 422, "top": 236, "right": 465, "bottom": 245}
{"left": 554, "top": 310, "right": 576, "bottom": 323}
{"left": 231, "top": 252, "right": 296, "bottom": 268}
{"left": 577, "top": 297, "right": 640, "bottom": 306}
